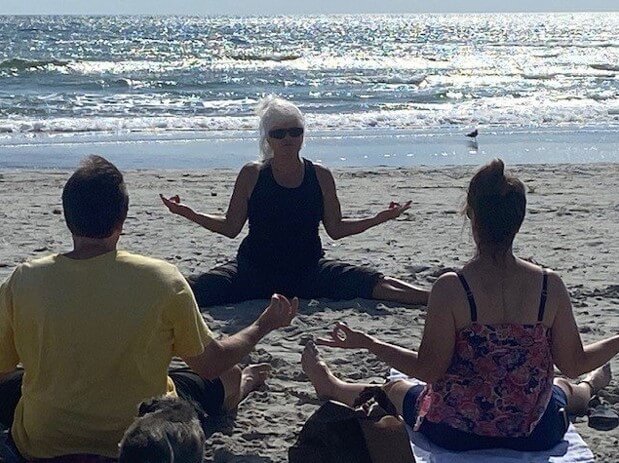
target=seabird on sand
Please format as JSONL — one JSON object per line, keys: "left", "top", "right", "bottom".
{"left": 466, "top": 128, "right": 478, "bottom": 139}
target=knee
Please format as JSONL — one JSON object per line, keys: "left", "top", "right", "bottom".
{"left": 554, "top": 378, "right": 589, "bottom": 415}
{"left": 553, "top": 378, "right": 574, "bottom": 396}
{"left": 382, "top": 379, "right": 408, "bottom": 393}
{"left": 382, "top": 380, "right": 413, "bottom": 414}
{"left": 187, "top": 272, "right": 233, "bottom": 307}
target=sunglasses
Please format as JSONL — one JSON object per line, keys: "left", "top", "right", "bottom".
{"left": 268, "top": 127, "right": 304, "bottom": 139}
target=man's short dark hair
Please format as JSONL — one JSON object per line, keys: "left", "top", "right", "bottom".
{"left": 62, "top": 155, "right": 129, "bottom": 238}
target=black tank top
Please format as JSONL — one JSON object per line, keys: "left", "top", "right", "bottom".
{"left": 237, "top": 158, "right": 324, "bottom": 273}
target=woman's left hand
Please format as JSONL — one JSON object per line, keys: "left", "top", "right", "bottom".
{"left": 160, "top": 194, "right": 195, "bottom": 219}
{"left": 375, "top": 200, "right": 412, "bottom": 223}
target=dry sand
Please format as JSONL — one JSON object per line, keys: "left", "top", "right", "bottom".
{"left": 0, "top": 163, "right": 617, "bottom": 461}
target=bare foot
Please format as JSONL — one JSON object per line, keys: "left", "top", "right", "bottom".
{"left": 582, "top": 363, "right": 612, "bottom": 395}
{"left": 240, "top": 363, "right": 271, "bottom": 401}
{"left": 301, "top": 341, "right": 339, "bottom": 399}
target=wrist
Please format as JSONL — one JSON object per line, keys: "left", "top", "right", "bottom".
{"left": 183, "top": 208, "right": 197, "bottom": 220}
{"left": 363, "top": 334, "right": 377, "bottom": 351}
{"left": 371, "top": 214, "right": 384, "bottom": 227}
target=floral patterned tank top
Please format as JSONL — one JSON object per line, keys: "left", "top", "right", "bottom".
{"left": 414, "top": 270, "right": 554, "bottom": 437}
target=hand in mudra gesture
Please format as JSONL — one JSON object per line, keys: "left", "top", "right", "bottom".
{"left": 315, "top": 322, "right": 372, "bottom": 350}
{"left": 376, "top": 200, "right": 412, "bottom": 223}
{"left": 160, "top": 194, "right": 194, "bottom": 218}
{"left": 258, "top": 294, "right": 299, "bottom": 332}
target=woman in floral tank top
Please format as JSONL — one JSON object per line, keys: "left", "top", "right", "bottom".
{"left": 303, "top": 159, "right": 619, "bottom": 451}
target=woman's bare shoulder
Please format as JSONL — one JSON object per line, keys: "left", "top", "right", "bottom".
{"left": 240, "top": 161, "right": 263, "bottom": 172}
{"left": 313, "top": 162, "right": 332, "bottom": 178}
{"left": 431, "top": 271, "right": 464, "bottom": 300}
{"left": 238, "top": 162, "right": 263, "bottom": 180}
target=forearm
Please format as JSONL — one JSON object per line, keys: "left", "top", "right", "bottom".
{"left": 576, "top": 335, "right": 619, "bottom": 376}
{"left": 365, "top": 337, "right": 420, "bottom": 378}
{"left": 184, "top": 210, "right": 235, "bottom": 238}
{"left": 198, "top": 321, "right": 270, "bottom": 379}
{"left": 329, "top": 216, "right": 383, "bottom": 239}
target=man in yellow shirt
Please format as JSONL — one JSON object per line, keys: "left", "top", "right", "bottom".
{"left": 0, "top": 156, "right": 297, "bottom": 461}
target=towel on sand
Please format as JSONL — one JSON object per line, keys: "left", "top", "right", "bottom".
{"left": 388, "top": 370, "right": 594, "bottom": 463}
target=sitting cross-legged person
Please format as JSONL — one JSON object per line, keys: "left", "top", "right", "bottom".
{"left": 0, "top": 155, "right": 297, "bottom": 462}
{"left": 303, "top": 159, "right": 618, "bottom": 452}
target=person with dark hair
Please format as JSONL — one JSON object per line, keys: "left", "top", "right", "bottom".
{"left": 61, "top": 155, "right": 129, "bottom": 239}
{"left": 161, "top": 96, "right": 429, "bottom": 307}
{"left": 302, "top": 159, "right": 618, "bottom": 451}
{"left": 0, "top": 155, "right": 298, "bottom": 461}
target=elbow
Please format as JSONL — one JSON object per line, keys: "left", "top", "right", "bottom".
{"left": 199, "top": 366, "right": 220, "bottom": 381}
{"left": 557, "top": 352, "right": 588, "bottom": 379}
{"left": 417, "top": 370, "right": 443, "bottom": 384}
{"left": 222, "top": 225, "right": 242, "bottom": 239}
{"left": 326, "top": 228, "right": 345, "bottom": 240}
{"left": 557, "top": 364, "right": 583, "bottom": 380}
{"left": 188, "top": 342, "right": 224, "bottom": 380}
{"left": 222, "top": 230, "right": 238, "bottom": 239}
{"left": 414, "top": 361, "right": 447, "bottom": 383}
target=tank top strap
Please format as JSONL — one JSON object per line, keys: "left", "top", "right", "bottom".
{"left": 303, "top": 158, "right": 318, "bottom": 182}
{"left": 537, "top": 269, "right": 549, "bottom": 322}
{"left": 253, "top": 160, "right": 274, "bottom": 190}
{"left": 456, "top": 271, "right": 478, "bottom": 322}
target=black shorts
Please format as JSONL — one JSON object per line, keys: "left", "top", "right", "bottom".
{"left": 0, "top": 366, "right": 225, "bottom": 430}
{"left": 168, "top": 362, "right": 225, "bottom": 417}
{"left": 188, "top": 258, "right": 383, "bottom": 307}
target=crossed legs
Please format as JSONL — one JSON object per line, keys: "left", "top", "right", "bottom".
{"left": 553, "top": 364, "right": 612, "bottom": 415}
{"left": 302, "top": 343, "right": 612, "bottom": 420}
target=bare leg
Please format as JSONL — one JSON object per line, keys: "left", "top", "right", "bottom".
{"left": 301, "top": 343, "right": 371, "bottom": 407}
{"left": 302, "top": 342, "right": 419, "bottom": 414}
{"left": 372, "top": 276, "right": 429, "bottom": 306}
{"left": 553, "top": 364, "right": 612, "bottom": 415}
{"left": 301, "top": 343, "right": 414, "bottom": 461}
{"left": 220, "top": 363, "right": 271, "bottom": 411}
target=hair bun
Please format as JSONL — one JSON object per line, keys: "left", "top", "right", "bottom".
{"left": 488, "top": 159, "right": 506, "bottom": 190}
{"left": 474, "top": 159, "right": 506, "bottom": 197}
{"left": 466, "top": 158, "right": 527, "bottom": 253}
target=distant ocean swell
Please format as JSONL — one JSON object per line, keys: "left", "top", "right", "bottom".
{"left": 0, "top": 13, "right": 617, "bottom": 140}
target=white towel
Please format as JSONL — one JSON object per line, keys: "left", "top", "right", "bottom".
{"left": 388, "top": 370, "right": 594, "bottom": 463}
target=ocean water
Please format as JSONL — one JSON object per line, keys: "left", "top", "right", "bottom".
{"left": 0, "top": 13, "right": 618, "bottom": 167}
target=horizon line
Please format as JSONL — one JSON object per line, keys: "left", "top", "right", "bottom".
{"left": 1, "top": 10, "right": 618, "bottom": 17}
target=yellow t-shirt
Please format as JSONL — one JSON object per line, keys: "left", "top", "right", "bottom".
{"left": 0, "top": 250, "right": 213, "bottom": 459}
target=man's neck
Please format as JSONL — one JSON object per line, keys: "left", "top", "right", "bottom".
{"left": 64, "top": 235, "right": 119, "bottom": 260}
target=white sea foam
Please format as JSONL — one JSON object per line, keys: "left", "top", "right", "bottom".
{"left": 2, "top": 93, "right": 616, "bottom": 140}
{"left": 1, "top": 13, "right": 618, "bottom": 145}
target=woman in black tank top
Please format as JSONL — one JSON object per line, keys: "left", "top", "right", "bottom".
{"left": 161, "top": 96, "right": 429, "bottom": 307}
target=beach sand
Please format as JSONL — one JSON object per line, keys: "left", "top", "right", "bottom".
{"left": 0, "top": 163, "right": 617, "bottom": 461}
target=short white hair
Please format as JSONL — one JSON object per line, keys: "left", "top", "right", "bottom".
{"left": 256, "top": 95, "right": 305, "bottom": 160}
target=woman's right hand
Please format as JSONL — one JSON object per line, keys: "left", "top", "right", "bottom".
{"left": 375, "top": 200, "right": 412, "bottom": 224}
{"left": 315, "top": 322, "right": 373, "bottom": 350}
{"left": 160, "top": 194, "right": 194, "bottom": 219}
